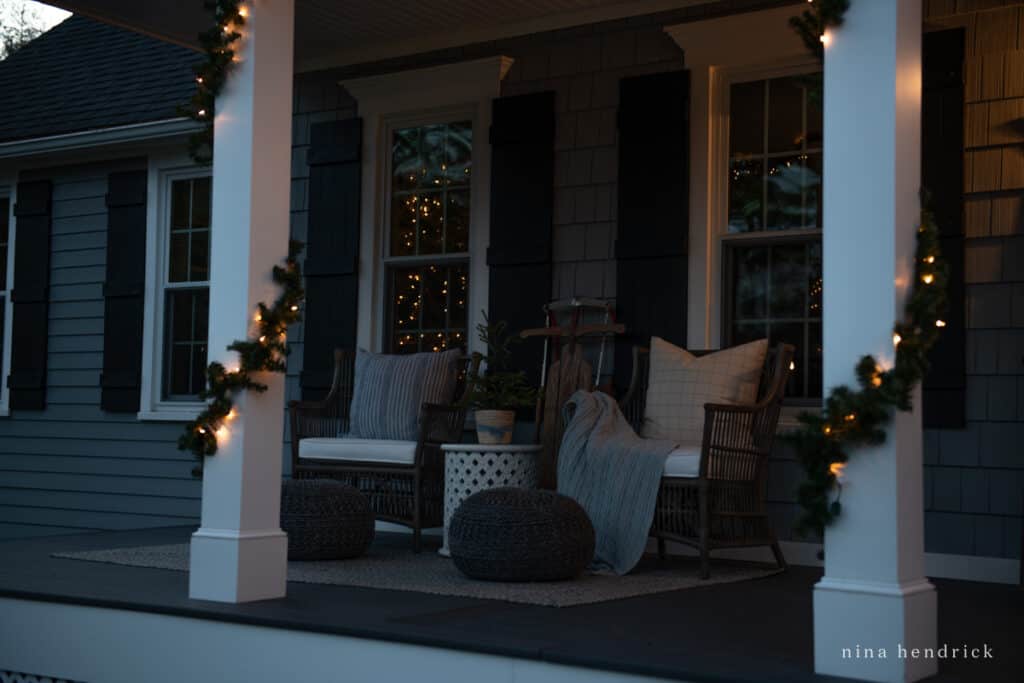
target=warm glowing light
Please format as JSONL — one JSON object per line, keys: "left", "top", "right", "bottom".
{"left": 935, "top": 319, "right": 946, "bottom": 328}
{"left": 216, "top": 425, "right": 229, "bottom": 439}
{"left": 238, "top": 5, "right": 249, "bottom": 17}
{"left": 789, "top": 361, "right": 796, "bottom": 371}
{"left": 197, "top": 109, "right": 207, "bottom": 117}
{"left": 290, "top": 305, "right": 299, "bottom": 312}
{"left": 259, "top": 335, "right": 267, "bottom": 343}
{"left": 844, "top": 413, "right": 856, "bottom": 422}
{"left": 196, "top": 76, "right": 204, "bottom": 84}
{"left": 197, "top": 426, "right": 206, "bottom": 435}
{"left": 925, "top": 255, "right": 935, "bottom": 264}
{"left": 254, "top": 312, "right": 262, "bottom": 322}
{"left": 893, "top": 333, "right": 902, "bottom": 347}
{"left": 871, "top": 375, "right": 883, "bottom": 388}
{"left": 830, "top": 462, "right": 846, "bottom": 478}
{"left": 823, "top": 425, "right": 832, "bottom": 435}
{"left": 226, "top": 409, "right": 237, "bottom": 421}
{"left": 820, "top": 32, "right": 831, "bottom": 47}
{"left": 922, "top": 274, "right": 934, "bottom": 284}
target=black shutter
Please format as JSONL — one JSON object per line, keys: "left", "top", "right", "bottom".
{"left": 614, "top": 70, "right": 689, "bottom": 392}
{"left": 922, "top": 29, "right": 966, "bottom": 429}
{"left": 301, "top": 118, "right": 362, "bottom": 400}
{"left": 488, "top": 91, "right": 555, "bottom": 380}
{"left": 100, "top": 170, "right": 148, "bottom": 412}
{"left": 8, "top": 180, "right": 52, "bottom": 410}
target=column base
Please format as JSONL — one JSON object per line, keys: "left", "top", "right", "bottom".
{"left": 189, "top": 527, "right": 288, "bottom": 603}
{"left": 814, "top": 577, "right": 937, "bottom": 682}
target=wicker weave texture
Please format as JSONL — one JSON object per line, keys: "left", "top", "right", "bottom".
{"left": 618, "top": 343, "right": 795, "bottom": 578}
{"left": 449, "top": 487, "right": 595, "bottom": 582}
{"left": 290, "top": 350, "right": 478, "bottom": 551}
{"left": 280, "top": 479, "right": 375, "bottom": 561}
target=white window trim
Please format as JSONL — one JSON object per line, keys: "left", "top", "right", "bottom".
{"left": 665, "top": 6, "right": 817, "bottom": 351}
{"left": 379, "top": 110, "right": 475, "bottom": 353}
{"left": 138, "top": 152, "right": 212, "bottom": 422}
{"left": 0, "top": 176, "right": 15, "bottom": 417}
{"left": 342, "top": 56, "right": 513, "bottom": 356}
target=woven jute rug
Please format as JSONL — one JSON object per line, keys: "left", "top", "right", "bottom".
{"left": 54, "top": 543, "right": 782, "bottom": 607}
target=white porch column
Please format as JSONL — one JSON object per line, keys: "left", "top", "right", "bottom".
{"left": 189, "top": 0, "right": 295, "bottom": 603}
{"left": 815, "top": 1, "right": 937, "bottom": 681}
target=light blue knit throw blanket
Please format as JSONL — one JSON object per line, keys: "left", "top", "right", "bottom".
{"left": 557, "top": 391, "right": 677, "bottom": 575}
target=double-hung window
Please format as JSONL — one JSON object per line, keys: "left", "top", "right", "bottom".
{"left": 724, "top": 73, "right": 823, "bottom": 400}
{"left": 161, "top": 175, "right": 212, "bottom": 400}
{"left": 384, "top": 121, "right": 471, "bottom": 354}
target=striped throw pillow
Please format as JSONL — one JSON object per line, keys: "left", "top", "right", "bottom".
{"left": 349, "top": 349, "right": 461, "bottom": 441}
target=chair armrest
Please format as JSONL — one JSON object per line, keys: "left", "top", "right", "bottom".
{"left": 701, "top": 401, "right": 777, "bottom": 481}
{"left": 419, "top": 403, "right": 467, "bottom": 444}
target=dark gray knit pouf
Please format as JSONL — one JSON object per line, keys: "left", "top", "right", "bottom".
{"left": 280, "top": 479, "right": 374, "bottom": 561}
{"left": 449, "top": 487, "right": 595, "bottom": 582}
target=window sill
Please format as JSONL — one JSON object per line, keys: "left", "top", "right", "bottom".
{"left": 138, "top": 404, "right": 205, "bottom": 422}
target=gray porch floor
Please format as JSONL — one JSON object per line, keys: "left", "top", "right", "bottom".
{"left": 0, "top": 527, "right": 1020, "bottom": 683}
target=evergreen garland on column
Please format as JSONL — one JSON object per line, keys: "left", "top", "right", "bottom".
{"left": 786, "top": 1, "right": 950, "bottom": 536}
{"left": 176, "top": 3, "right": 305, "bottom": 475}
{"left": 179, "top": 0, "right": 248, "bottom": 164}
{"left": 178, "top": 241, "right": 305, "bottom": 475}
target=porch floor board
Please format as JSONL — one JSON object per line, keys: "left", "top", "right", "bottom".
{"left": 0, "top": 527, "right": 1020, "bottom": 683}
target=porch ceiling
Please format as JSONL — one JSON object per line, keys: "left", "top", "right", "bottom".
{"left": 48, "top": 0, "right": 715, "bottom": 71}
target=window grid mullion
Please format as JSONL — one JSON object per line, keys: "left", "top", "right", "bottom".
{"left": 762, "top": 79, "right": 770, "bottom": 230}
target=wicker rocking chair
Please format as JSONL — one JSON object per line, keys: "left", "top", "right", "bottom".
{"left": 289, "top": 349, "right": 478, "bottom": 552}
{"left": 618, "top": 343, "right": 795, "bottom": 579}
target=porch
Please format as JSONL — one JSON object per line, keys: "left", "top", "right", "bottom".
{"left": 0, "top": 0, "right": 1018, "bottom": 681}
{"left": 1, "top": 527, "right": 1021, "bottom": 683}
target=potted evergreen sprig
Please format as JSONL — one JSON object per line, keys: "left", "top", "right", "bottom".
{"left": 462, "top": 314, "right": 537, "bottom": 444}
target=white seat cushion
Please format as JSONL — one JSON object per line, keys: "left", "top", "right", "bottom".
{"left": 663, "top": 444, "right": 701, "bottom": 479}
{"left": 298, "top": 437, "right": 418, "bottom": 465}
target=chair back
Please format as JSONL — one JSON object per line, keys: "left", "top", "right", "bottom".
{"left": 323, "top": 349, "right": 475, "bottom": 429}
{"left": 618, "top": 343, "right": 796, "bottom": 436}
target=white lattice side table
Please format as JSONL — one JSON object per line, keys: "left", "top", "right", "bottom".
{"left": 439, "top": 443, "right": 541, "bottom": 557}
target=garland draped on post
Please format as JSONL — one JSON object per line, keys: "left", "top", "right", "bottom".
{"left": 786, "top": 206, "right": 948, "bottom": 535}
{"left": 176, "top": 2, "right": 305, "bottom": 475}
{"left": 790, "top": 0, "right": 850, "bottom": 59}
{"left": 179, "top": 0, "right": 248, "bottom": 164}
{"left": 785, "top": 1, "right": 950, "bottom": 537}
{"left": 179, "top": 241, "right": 305, "bottom": 475}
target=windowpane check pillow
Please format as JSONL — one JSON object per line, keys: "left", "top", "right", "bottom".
{"left": 349, "top": 349, "right": 461, "bottom": 441}
{"left": 641, "top": 337, "right": 768, "bottom": 445}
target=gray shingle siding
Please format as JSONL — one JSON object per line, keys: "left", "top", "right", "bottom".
{"left": 0, "top": 161, "right": 200, "bottom": 539}
{"left": 922, "top": 0, "right": 1024, "bottom": 560}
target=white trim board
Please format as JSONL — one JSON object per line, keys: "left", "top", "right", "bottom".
{"left": 653, "top": 540, "right": 1021, "bottom": 585}
{"left": 0, "top": 176, "right": 15, "bottom": 417}
{"left": 0, "top": 118, "right": 201, "bottom": 161}
{"left": 0, "top": 598, "right": 681, "bottom": 683}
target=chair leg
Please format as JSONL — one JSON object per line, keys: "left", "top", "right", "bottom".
{"left": 412, "top": 472, "right": 422, "bottom": 553}
{"left": 698, "top": 482, "right": 710, "bottom": 579}
{"left": 770, "top": 540, "right": 787, "bottom": 570}
{"left": 699, "top": 544, "right": 710, "bottom": 580}
{"left": 657, "top": 537, "right": 667, "bottom": 560}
